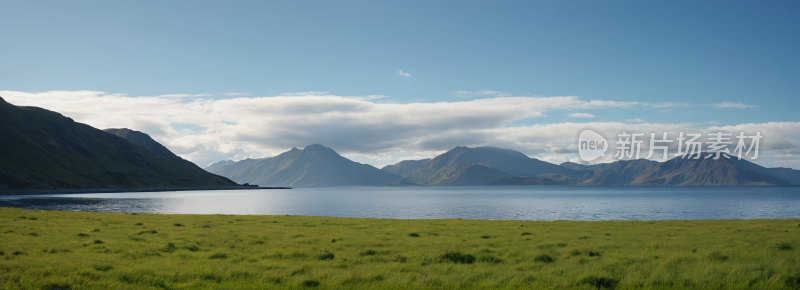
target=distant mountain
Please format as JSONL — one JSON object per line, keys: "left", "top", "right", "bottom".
{"left": 409, "top": 163, "right": 512, "bottom": 186}
{"left": 759, "top": 167, "right": 800, "bottom": 185}
{"left": 215, "top": 144, "right": 403, "bottom": 187}
{"left": 381, "top": 159, "right": 430, "bottom": 176}
{"left": 575, "top": 159, "right": 663, "bottom": 185}
{"left": 552, "top": 154, "right": 791, "bottom": 186}
{"left": 213, "top": 158, "right": 269, "bottom": 177}
{"left": 724, "top": 158, "right": 800, "bottom": 185}
{"left": 104, "top": 128, "right": 198, "bottom": 169}
{"left": 647, "top": 155, "right": 789, "bottom": 186}
{"left": 403, "top": 146, "right": 587, "bottom": 185}
{"left": 559, "top": 162, "right": 605, "bottom": 172}
{"left": 0, "top": 97, "right": 238, "bottom": 192}
{"left": 417, "top": 146, "right": 586, "bottom": 178}
{"left": 204, "top": 159, "right": 236, "bottom": 173}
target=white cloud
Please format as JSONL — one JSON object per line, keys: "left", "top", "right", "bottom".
{"left": 398, "top": 70, "right": 412, "bottom": 78}
{"left": 567, "top": 113, "right": 596, "bottom": 118}
{"left": 453, "top": 89, "right": 512, "bottom": 98}
{"left": 627, "top": 118, "right": 646, "bottom": 123}
{"left": 342, "top": 95, "right": 389, "bottom": 101}
{"left": 714, "top": 101, "right": 757, "bottom": 109}
{"left": 0, "top": 90, "right": 795, "bottom": 169}
{"left": 222, "top": 92, "right": 250, "bottom": 97}
{"left": 475, "top": 90, "right": 511, "bottom": 97}
{"left": 453, "top": 91, "right": 471, "bottom": 98}
{"left": 650, "top": 102, "right": 692, "bottom": 108}
{"left": 645, "top": 101, "right": 757, "bottom": 109}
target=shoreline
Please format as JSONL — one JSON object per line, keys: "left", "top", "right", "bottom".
{"left": 4, "top": 206, "right": 800, "bottom": 222}
{"left": 0, "top": 185, "right": 292, "bottom": 196}
{"left": 3, "top": 184, "right": 796, "bottom": 196}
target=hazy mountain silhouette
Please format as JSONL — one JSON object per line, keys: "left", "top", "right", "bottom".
{"left": 759, "top": 168, "right": 800, "bottom": 185}
{"left": 381, "top": 159, "right": 430, "bottom": 176}
{"left": 725, "top": 158, "right": 800, "bottom": 185}
{"left": 204, "top": 159, "right": 236, "bottom": 173}
{"left": 402, "top": 146, "right": 587, "bottom": 185}
{"left": 559, "top": 162, "right": 605, "bottom": 172}
{"left": 213, "top": 158, "right": 269, "bottom": 178}
{"left": 0, "top": 97, "right": 237, "bottom": 192}
{"left": 416, "top": 146, "right": 585, "bottom": 178}
{"left": 216, "top": 144, "right": 403, "bottom": 187}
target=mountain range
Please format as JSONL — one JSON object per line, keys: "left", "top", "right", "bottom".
{"left": 207, "top": 144, "right": 800, "bottom": 187}
{"left": 552, "top": 155, "right": 793, "bottom": 186}
{"left": 0, "top": 97, "right": 238, "bottom": 193}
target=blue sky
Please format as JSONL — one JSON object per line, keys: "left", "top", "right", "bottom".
{"left": 1, "top": 1, "right": 799, "bottom": 168}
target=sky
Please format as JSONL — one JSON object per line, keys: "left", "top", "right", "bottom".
{"left": 1, "top": 1, "right": 799, "bottom": 169}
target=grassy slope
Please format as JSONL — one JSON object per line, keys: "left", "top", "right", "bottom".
{"left": 1, "top": 207, "right": 798, "bottom": 289}
{"left": 0, "top": 99, "right": 237, "bottom": 190}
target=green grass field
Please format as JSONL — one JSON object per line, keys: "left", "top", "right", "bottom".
{"left": 0, "top": 207, "right": 798, "bottom": 289}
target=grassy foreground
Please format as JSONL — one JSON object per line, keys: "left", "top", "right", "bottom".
{"left": 0, "top": 207, "right": 798, "bottom": 290}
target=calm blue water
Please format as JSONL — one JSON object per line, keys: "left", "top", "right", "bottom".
{"left": 1, "top": 186, "right": 798, "bottom": 220}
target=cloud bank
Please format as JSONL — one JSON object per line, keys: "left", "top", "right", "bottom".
{"left": 1, "top": 90, "right": 795, "bottom": 169}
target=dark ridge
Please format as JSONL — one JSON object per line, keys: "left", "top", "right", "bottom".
{"left": 0, "top": 99, "right": 238, "bottom": 193}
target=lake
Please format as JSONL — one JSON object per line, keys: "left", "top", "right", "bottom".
{"left": 1, "top": 186, "right": 798, "bottom": 220}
